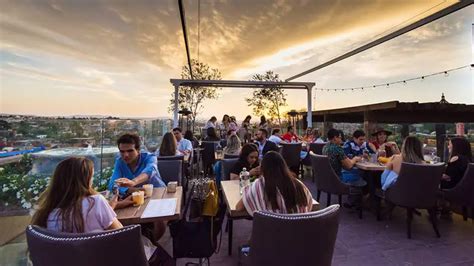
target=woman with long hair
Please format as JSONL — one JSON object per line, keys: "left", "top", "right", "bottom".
{"left": 258, "top": 115, "right": 268, "bottom": 130}
{"left": 31, "top": 157, "right": 169, "bottom": 263}
{"left": 381, "top": 136, "right": 425, "bottom": 190}
{"left": 236, "top": 151, "right": 313, "bottom": 215}
{"left": 302, "top": 127, "right": 314, "bottom": 142}
{"left": 219, "top": 114, "right": 230, "bottom": 138}
{"left": 204, "top": 127, "right": 220, "bottom": 141}
{"left": 441, "top": 137, "right": 472, "bottom": 189}
{"left": 228, "top": 116, "right": 238, "bottom": 132}
{"left": 184, "top": 130, "right": 199, "bottom": 148}
{"left": 156, "top": 132, "right": 180, "bottom": 156}
{"left": 32, "top": 157, "right": 124, "bottom": 232}
{"left": 230, "top": 143, "right": 260, "bottom": 180}
{"left": 223, "top": 134, "right": 241, "bottom": 156}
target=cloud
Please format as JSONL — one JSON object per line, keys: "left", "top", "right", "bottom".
{"left": 1, "top": 0, "right": 471, "bottom": 118}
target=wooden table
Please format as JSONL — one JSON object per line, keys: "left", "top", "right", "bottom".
{"left": 116, "top": 187, "right": 182, "bottom": 225}
{"left": 356, "top": 162, "right": 386, "bottom": 171}
{"left": 356, "top": 162, "right": 385, "bottom": 213}
{"left": 221, "top": 180, "right": 320, "bottom": 255}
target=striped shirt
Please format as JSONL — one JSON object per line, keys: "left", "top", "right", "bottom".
{"left": 242, "top": 177, "right": 313, "bottom": 216}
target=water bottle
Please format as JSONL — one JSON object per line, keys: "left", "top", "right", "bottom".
{"left": 239, "top": 167, "right": 250, "bottom": 194}
{"left": 216, "top": 143, "right": 223, "bottom": 160}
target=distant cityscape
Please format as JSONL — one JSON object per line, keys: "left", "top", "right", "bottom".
{"left": 0, "top": 114, "right": 176, "bottom": 154}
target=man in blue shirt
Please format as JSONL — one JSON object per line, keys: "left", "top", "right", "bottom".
{"left": 343, "top": 130, "right": 376, "bottom": 158}
{"left": 109, "top": 133, "right": 165, "bottom": 195}
{"left": 172, "top": 127, "right": 193, "bottom": 155}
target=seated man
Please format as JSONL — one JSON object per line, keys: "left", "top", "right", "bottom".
{"left": 268, "top": 128, "right": 286, "bottom": 144}
{"left": 255, "top": 128, "right": 279, "bottom": 159}
{"left": 281, "top": 125, "right": 300, "bottom": 143}
{"left": 323, "top": 129, "right": 363, "bottom": 207}
{"left": 341, "top": 130, "right": 375, "bottom": 187}
{"left": 343, "top": 130, "right": 376, "bottom": 158}
{"left": 109, "top": 133, "right": 165, "bottom": 196}
{"left": 173, "top": 127, "right": 193, "bottom": 155}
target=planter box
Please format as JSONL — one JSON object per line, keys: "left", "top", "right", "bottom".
{"left": 0, "top": 214, "right": 31, "bottom": 246}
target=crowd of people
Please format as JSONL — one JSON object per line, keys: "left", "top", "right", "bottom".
{"left": 321, "top": 127, "right": 472, "bottom": 210}
{"left": 29, "top": 119, "right": 472, "bottom": 264}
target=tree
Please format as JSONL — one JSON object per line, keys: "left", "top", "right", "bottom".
{"left": 245, "top": 71, "right": 287, "bottom": 126}
{"left": 169, "top": 59, "right": 222, "bottom": 130}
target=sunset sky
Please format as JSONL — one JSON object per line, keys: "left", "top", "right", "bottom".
{"left": 0, "top": 0, "right": 472, "bottom": 120}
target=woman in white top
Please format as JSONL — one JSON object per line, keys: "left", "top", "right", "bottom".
{"left": 381, "top": 136, "right": 425, "bottom": 190}
{"left": 32, "top": 157, "right": 126, "bottom": 233}
{"left": 156, "top": 132, "right": 182, "bottom": 157}
{"left": 31, "top": 157, "right": 166, "bottom": 262}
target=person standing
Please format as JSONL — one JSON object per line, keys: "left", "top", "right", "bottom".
{"left": 259, "top": 115, "right": 269, "bottom": 131}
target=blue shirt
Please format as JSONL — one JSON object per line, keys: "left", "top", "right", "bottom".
{"left": 177, "top": 138, "right": 193, "bottom": 154}
{"left": 343, "top": 140, "right": 375, "bottom": 157}
{"left": 109, "top": 152, "right": 165, "bottom": 194}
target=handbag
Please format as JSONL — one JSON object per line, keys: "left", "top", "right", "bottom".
{"left": 169, "top": 184, "right": 226, "bottom": 259}
{"left": 202, "top": 180, "right": 219, "bottom": 217}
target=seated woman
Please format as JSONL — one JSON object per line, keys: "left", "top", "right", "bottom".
{"left": 156, "top": 132, "right": 181, "bottom": 156}
{"left": 371, "top": 128, "right": 400, "bottom": 157}
{"left": 184, "top": 130, "right": 199, "bottom": 148}
{"left": 441, "top": 137, "right": 472, "bottom": 189}
{"left": 31, "top": 157, "right": 167, "bottom": 263}
{"left": 204, "top": 127, "right": 220, "bottom": 142}
{"left": 311, "top": 128, "right": 325, "bottom": 143}
{"left": 223, "top": 134, "right": 242, "bottom": 156}
{"left": 230, "top": 143, "right": 260, "bottom": 180}
{"left": 236, "top": 151, "right": 313, "bottom": 216}
{"left": 302, "top": 128, "right": 314, "bottom": 143}
{"left": 381, "top": 136, "right": 425, "bottom": 191}
{"left": 213, "top": 134, "right": 242, "bottom": 184}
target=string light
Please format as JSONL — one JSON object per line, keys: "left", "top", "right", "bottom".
{"left": 313, "top": 64, "right": 471, "bottom": 92}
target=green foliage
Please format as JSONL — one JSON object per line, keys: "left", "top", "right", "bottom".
{"left": 245, "top": 71, "right": 287, "bottom": 126}
{"left": 0, "top": 155, "right": 114, "bottom": 209}
{"left": 93, "top": 167, "right": 114, "bottom": 192}
{"left": 0, "top": 155, "right": 48, "bottom": 209}
{"left": 168, "top": 59, "right": 222, "bottom": 129}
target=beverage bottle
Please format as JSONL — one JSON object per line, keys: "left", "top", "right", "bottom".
{"left": 239, "top": 167, "right": 250, "bottom": 194}
{"left": 216, "top": 143, "right": 223, "bottom": 159}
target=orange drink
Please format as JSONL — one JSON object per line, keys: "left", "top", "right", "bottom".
{"left": 132, "top": 191, "right": 145, "bottom": 206}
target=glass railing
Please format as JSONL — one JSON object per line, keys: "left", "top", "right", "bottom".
{"left": 0, "top": 117, "right": 175, "bottom": 215}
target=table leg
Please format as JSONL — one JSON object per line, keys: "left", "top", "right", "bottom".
{"left": 228, "top": 216, "right": 233, "bottom": 256}
{"left": 362, "top": 170, "right": 382, "bottom": 211}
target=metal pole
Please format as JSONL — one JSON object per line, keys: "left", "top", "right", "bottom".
{"left": 178, "top": 0, "right": 194, "bottom": 79}
{"left": 99, "top": 119, "right": 104, "bottom": 182}
{"left": 285, "top": 1, "right": 473, "bottom": 81}
{"left": 307, "top": 86, "right": 313, "bottom": 127}
{"left": 174, "top": 85, "right": 179, "bottom": 128}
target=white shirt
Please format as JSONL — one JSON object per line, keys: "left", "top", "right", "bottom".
{"left": 313, "top": 138, "right": 325, "bottom": 144}
{"left": 47, "top": 194, "right": 115, "bottom": 233}
{"left": 268, "top": 135, "right": 283, "bottom": 144}
{"left": 177, "top": 138, "right": 193, "bottom": 154}
{"left": 205, "top": 121, "right": 216, "bottom": 129}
